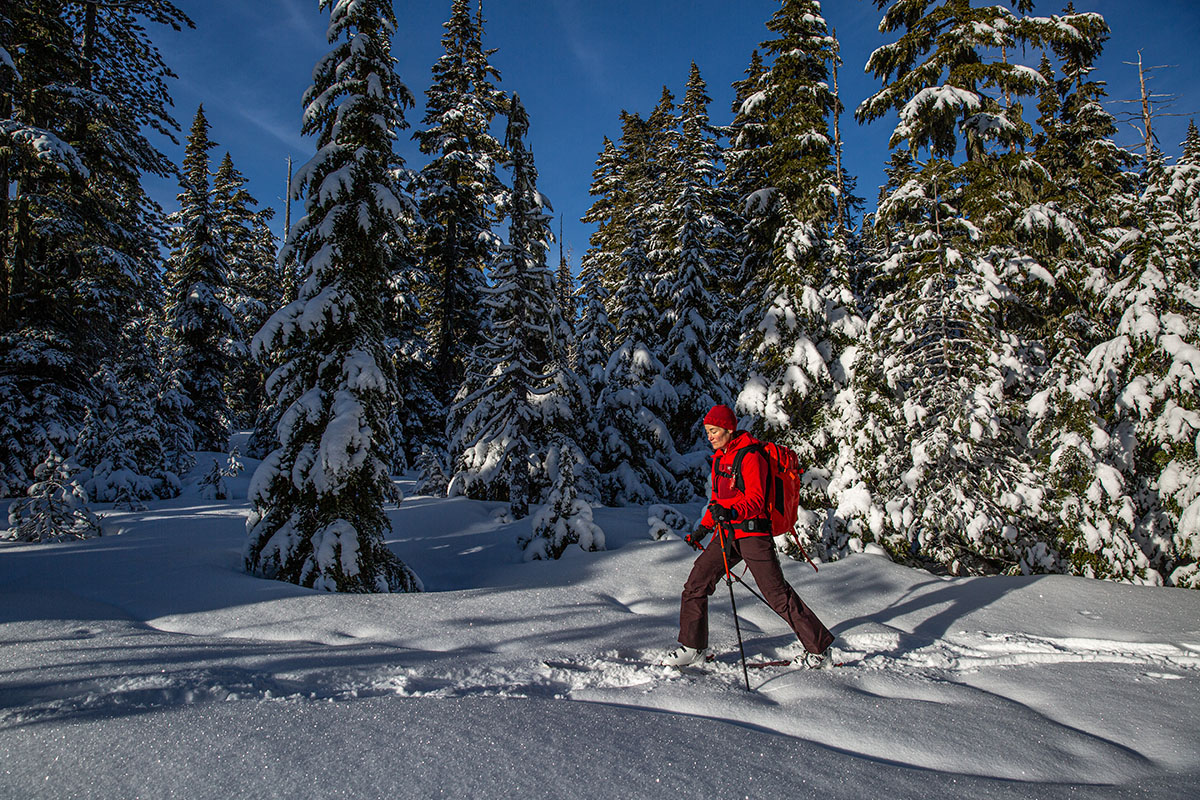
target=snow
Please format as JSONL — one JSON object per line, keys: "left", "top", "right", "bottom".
{"left": 2, "top": 460, "right": 1199, "bottom": 799}
{"left": 899, "top": 85, "right": 981, "bottom": 128}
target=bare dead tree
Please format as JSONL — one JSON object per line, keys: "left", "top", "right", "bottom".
{"left": 1113, "top": 50, "right": 1194, "bottom": 158}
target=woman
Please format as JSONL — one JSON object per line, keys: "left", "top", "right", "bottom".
{"left": 662, "top": 404, "right": 835, "bottom": 667}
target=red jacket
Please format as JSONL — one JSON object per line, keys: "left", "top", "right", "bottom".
{"left": 699, "top": 431, "right": 768, "bottom": 539}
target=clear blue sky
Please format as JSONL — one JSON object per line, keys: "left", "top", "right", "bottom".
{"left": 146, "top": 0, "right": 1200, "bottom": 262}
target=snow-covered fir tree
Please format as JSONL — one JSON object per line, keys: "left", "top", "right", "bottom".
{"left": 448, "top": 94, "right": 587, "bottom": 521}
{"left": 660, "top": 63, "right": 736, "bottom": 459}
{"left": 75, "top": 357, "right": 178, "bottom": 507}
{"left": 377, "top": 137, "right": 435, "bottom": 474}
{"left": 164, "top": 106, "right": 238, "bottom": 453}
{"left": 0, "top": 1, "right": 189, "bottom": 496}
{"left": 731, "top": 2, "right": 866, "bottom": 545}
{"left": 199, "top": 448, "right": 242, "bottom": 502}
{"left": 1086, "top": 143, "right": 1200, "bottom": 587}
{"left": 1019, "top": 12, "right": 1149, "bottom": 582}
{"left": 642, "top": 86, "right": 681, "bottom": 330}
{"left": 156, "top": 349, "right": 197, "bottom": 478}
{"left": 520, "top": 434, "right": 604, "bottom": 560}
{"left": 4, "top": 448, "right": 102, "bottom": 543}
{"left": 414, "top": 0, "right": 505, "bottom": 406}
{"left": 575, "top": 136, "right": 623, "bottom": 405}
{"left": 722, "top": 48, "right": 774, "bottom": 333}
{"left": 245, "top": 0, "right": 419, "bottom": 593}
{"left": 594, "top": 160, "right": 688, "bottom": 503}
{"left": 211, "top": 152, "right": 280, "bottom": 430}
{"left": 849, "top": 0, "right": 1063, "bottom": 574}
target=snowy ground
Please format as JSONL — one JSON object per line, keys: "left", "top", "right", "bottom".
{"left": 3, "top": 455, "right": 1199, "bottom": 799}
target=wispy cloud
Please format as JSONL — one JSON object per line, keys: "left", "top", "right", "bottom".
{"left": 278, "top": 0, "right": 330, "bottom": 49}
{"left": 551, "top": 0, "right": 609, "bottom": 95}
{"left": 229, "top": 102, "right": 309, "bottom": 155}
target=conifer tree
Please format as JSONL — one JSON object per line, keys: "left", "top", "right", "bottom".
{"left": 520, "top": 434, "right": 604, "bottom": 560}
{"left": 76, "top": 356, "right": 177, "bottom": 506}
{"left": 415, "top": 0, "right": 505, "bottom": 406}
{"left": 1086, "top": 145, "right": 1200, "bottom": 587}
{"left": 448, "top": 94, "right": 567, "bottom": 519}
{"left": 382, "top": 226, "right": 439, "bottom": 473}
{"left": 164, "top": 106, "right": 238, "bottom": 453}
{"left": 448, "top": 94, "right": 597, "bottom": 532}
{"left": 734, "top": 1, "right": 864, "bottom": 523}
{"left": 1019, "top": 11, "right": 1148, "bottom": 582}
{"left": 661, "top": 63, "right": 735, "bottom": 457}
{"left": 212, "top": 152, "right": 280, "bottom": 429}
{"left": 156, "top": 348, "right": 196, "bottom": 478}
{"left": 0, "top": 1, "right": 190, "bottom": 495}
{"left": 850, "top": 0, "right": 1060, "bottom": 574}
{"left": 591, "top": 113, "right": 688, "bottom": 505}
{"left": 575, "top": 136, "right": 622, "bottom": 403}
{"left": 722, "top": 49, "right": 774, "bottom": 352}
{"left": 643, "top": 86, "right": 680, "bottom": 331}
{"left": 245, "top": 0, "right": 419, "bottom": 593}
{"left": 573, "top": 247, "right": 615, "bottom": 422}
{"left": 3, "top": 447, "right": 101, "bottom": 542}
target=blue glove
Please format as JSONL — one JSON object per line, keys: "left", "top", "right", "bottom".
{"left": 708, "top": 503, "right": 737, "bottom": 523}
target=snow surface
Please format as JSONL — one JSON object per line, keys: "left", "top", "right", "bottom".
{"left": 2, "top": 448, "right": 1199, "bottom": 799}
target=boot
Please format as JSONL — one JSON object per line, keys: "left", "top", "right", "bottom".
{"left": 660, "top": 644, "right": 707, "bottom": 667}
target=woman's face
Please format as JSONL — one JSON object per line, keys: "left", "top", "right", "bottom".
{"left": 704, "top": 424, "right": 734, "bottom": 452}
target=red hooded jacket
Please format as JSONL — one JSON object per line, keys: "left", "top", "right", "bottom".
{"left": 698, "top": 430, "right": 768, "bottom": 539}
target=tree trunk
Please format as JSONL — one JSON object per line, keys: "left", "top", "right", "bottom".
{"left": 830, "top": 28, "right": 846, "bottom": 239}
{"left": 0, "top": 93, "right": 10, "bottom": 331}
{"left": 1137, "top": 50, "right": 1154, "bottom": 157}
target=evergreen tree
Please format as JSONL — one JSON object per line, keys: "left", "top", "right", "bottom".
{"left": 212, "top": 152, "right": 280, "bottom": 430}
{"left": 575, "top": 136, "right": 622, "bottom": 403}
{"left": 156, "top": 347, "right": 196, "bottom": 478}
{"left": 643, "top": 86, "right": 680, "bottom": 331}
{"left": 414, "top": 0, "right": 505, "bottom": 406}
{"left": 3, "top": 447, "right": 101, "bottom": 542}
{"left": 164, "top": 106, "right": 238, "bottom": 453}
{"left": 76, "top": 357, "right": 177, "bottom": 506}
{"left": 448, "top": 94, "right": 589, "bottom": 525}
{"left": 0, "top": 1, "right": 190, "bottom": 495}
{"left": 595, "top": 191, "right": 685, "bottom": 504}
{"left": 661, "top": 63, "right": 735, "bottom": 457}
{"left": 849, "top": 0, "right": 1060, "bottom": 574}
{"left": 721, "top": 49, "right": 774, "bottom": 353}
{"left": 245, "top": 0, "right": 419, "bottom": 593}
{"left": 734, "top": 1, "right": 864, "bottom": 532}
{"left": 1086, "top": 146, "right": 1200, "bottom": 587}
{"left": 579, "top": 110, "right": 686, "bottom": 504}
{"left": 520, "top": 434, "right": 604, "bottom": 560}
{"left": 1019, "top": 11, "right": 1148, "bottom": 582}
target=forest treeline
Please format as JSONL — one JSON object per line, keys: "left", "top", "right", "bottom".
{"left": 1, "top": 1, "right": 1197, "bottom": 591}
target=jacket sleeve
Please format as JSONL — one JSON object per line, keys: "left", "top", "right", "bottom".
{"left": 728, "top": 448, "right": 767, "bottom": 523}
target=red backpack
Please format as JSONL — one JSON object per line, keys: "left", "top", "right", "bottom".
{"left": 720, "top": 437, "right": 818, "bottom": 571}
{"left": 727, "top": 438, "right": 802, "bottom": 536}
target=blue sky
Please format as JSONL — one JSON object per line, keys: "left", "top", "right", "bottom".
{"left": 147, "top": 0, "right": 1200, "bottom": 262}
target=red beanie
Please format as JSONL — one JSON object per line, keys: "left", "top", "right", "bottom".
{"left": 703, "top": 404, "right": 737, "bottom": 431}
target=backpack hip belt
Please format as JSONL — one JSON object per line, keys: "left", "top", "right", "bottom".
{"left": 741, "top": 517, "right": 772, "bottom": 534}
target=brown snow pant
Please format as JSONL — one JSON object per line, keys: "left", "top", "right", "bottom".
{"left": 678, "top": 532, "right": 834, "bottom": 654}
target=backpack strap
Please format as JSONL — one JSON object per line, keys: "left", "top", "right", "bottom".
{"left": 730, "top": 443, "right": 771, "bottom": 533}
{"left": 729, "top": 442, "right": 764, "bottom": 493}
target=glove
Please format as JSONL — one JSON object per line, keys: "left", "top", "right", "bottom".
{"left": 684, "top": 525, "right": 711, "bottom": 550}
{"left": 708, "top": 503, "right": 737, "bottom": 524}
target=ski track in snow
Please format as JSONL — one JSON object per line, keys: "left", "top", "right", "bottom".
{"left": 7, "top": 625, "right": 1195, "bottom": 728}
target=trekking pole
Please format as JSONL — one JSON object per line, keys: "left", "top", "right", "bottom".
{"left": 728, "top": 568, "right": 770, "bottom": 608}
{"left": 716, "top": 521, "right": 752, "bottom": 692}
